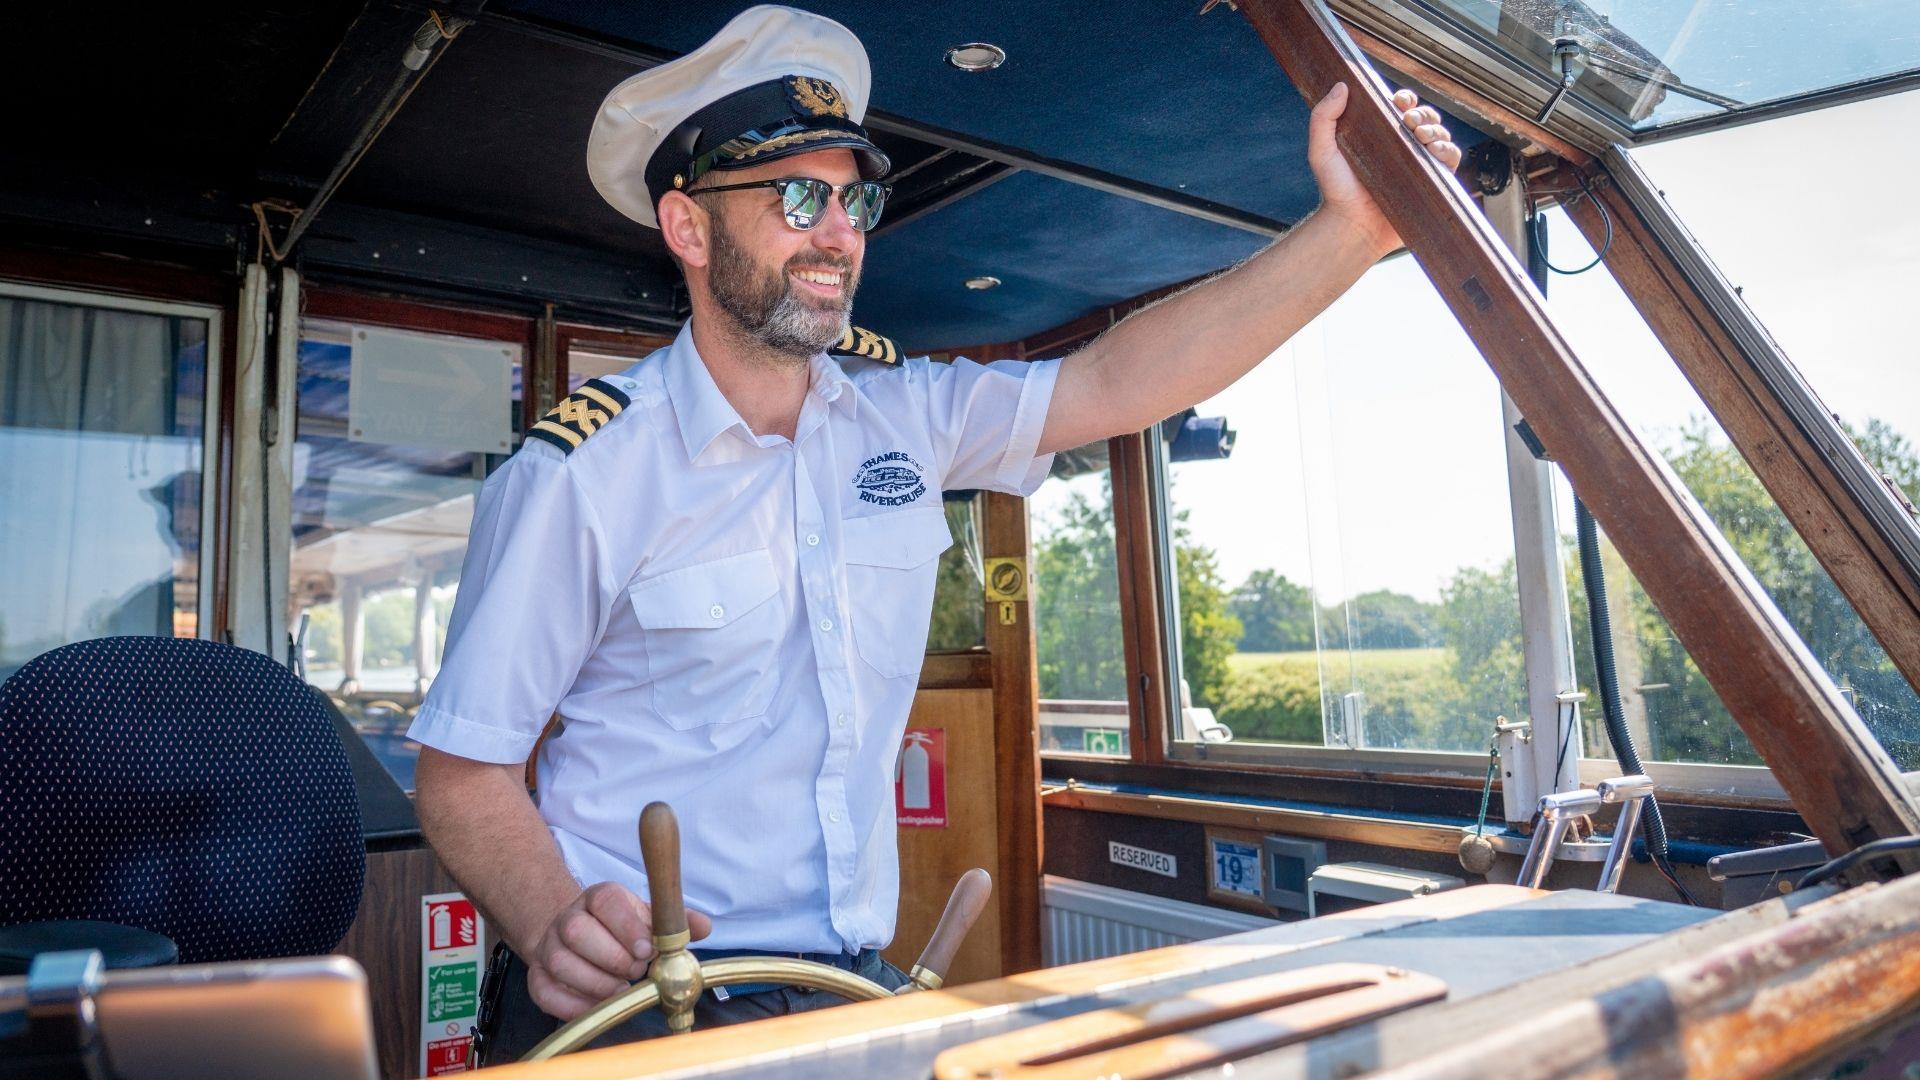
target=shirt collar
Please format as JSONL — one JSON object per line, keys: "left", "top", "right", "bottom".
{"left": 665, "top": 321, "right": 858, "bottom": 463}
{"left": 809, "top": 349, "right": 858, "bottom": 419}
{"left": 664, "top": 322, "right": 750, "bottom": 464}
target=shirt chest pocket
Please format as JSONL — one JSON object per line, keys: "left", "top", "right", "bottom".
{"left": 843, "top": 508, "right": 954, "bottom": 679}
{"left": 629, "top": 549, "right": 783, "bottom": 728}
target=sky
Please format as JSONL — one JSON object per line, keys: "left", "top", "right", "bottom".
{"left": 1031, "top": 88, "right": 1920, "bottom": 606}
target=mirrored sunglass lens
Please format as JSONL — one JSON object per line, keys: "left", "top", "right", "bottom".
{"left": 848, "top": 183, "right": 887, "bottom": 231}
{"left": 780, "top": 179, "right": 830, "bottom": 228}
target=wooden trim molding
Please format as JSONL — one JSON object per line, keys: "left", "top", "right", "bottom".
{"left": 983, "top": 491, "right": 1044, "bottom": 972}
{"left": 920, "top": 651, "right": 993, "bottom": 690}
{"left": 1043, "top": 782, "right": 1471, "bottom": 856}
{"left": 302, "top": 285, "right": 536, "bottom": 343}
{"left": 1235, "top": 0, "right": 1920, "bottom": 871}
{"left": 1108, "top": 432, "right": 1170, "bottom": 765}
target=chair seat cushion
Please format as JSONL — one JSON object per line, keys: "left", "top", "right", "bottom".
{"left": 0, "top": 920, "right": 179, "bottom": 975}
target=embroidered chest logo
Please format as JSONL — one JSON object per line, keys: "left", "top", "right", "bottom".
{"left": 853, "top": 451, "right": 927, "bottom": 507}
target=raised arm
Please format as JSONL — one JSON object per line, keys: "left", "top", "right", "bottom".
{"left": 1039, "top": 85, "right": 1459, "bottom": 455}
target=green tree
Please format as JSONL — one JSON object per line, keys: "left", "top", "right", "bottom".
{"left": 304, "top": 604, "right": 342, "bottom": 667}
{"left": 1032, "top": 480, "right": 1241, "bottom": 709}
{"left": 1033, "top": 488, "right": 1127, "bottom": 701}
{"left": 362, "top": 588, "right": 415, "bottom": 668}
{"left": 1594, "top": 419, "right": 1920, "bottom": 767}
{"left": 1230, "top": 569, "right": 1315, "bottom": 653}
{"left": 1431, "top": 417, "right": 1920, "bottom": 770}
{"left": 1342, "top": 589, "right": 1437, "bottom": 650}
{"left": 1434, "top": 561, "right": 1526, "bottom": 740}
{"left": 1175, "top": 531, "right": 1241, "bottom": 711}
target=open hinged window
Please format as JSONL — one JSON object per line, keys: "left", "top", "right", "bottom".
{"left": 1073, "top": 0, "right": 1920, "bottom": 865}
{"left": 1333, "top": 0, "right": 1920, "bottom": 147}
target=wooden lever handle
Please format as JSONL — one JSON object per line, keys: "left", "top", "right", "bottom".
{"left": 638, "top": 801, "right": 688, "bottom": 945}
{"left": 908, "top": 868, "right": 992, "bottom": 992}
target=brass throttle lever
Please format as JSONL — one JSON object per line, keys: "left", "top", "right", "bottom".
{"left": 639, "top": 801, "right": 704, "bottom": 1033}
{"left": 901, "top": 868, "right": 992, "bottom": 993}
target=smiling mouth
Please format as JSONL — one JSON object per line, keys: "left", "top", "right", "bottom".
{"left": 790, "top": 267, "right": 845, "bottom": 294}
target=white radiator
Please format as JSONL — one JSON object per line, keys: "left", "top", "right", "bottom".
{"left": 1042, "top": 875, "right": 1277, "bottom": 966}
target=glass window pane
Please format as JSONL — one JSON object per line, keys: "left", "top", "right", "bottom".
{"left": 290, "top": 321, "right": 523, "bottom": 790}
{"left": 567, "top": 349, "right": 642, "bottom": 391}
{"left": 0, "top": 291, "right": 209, "bottom": 679}
{"left": 926, "top": 494, "right": 986, "bottom": 652}
{"left": 1165, "top": 258, "right": 1524, "bottom": 754}
{"left": 1633, "top": 90, "right": 1920, "bottom": 449}
{"left": 1389, "top": 1, "right": 1920, "bottom": 131}
{"left": 1541, "top": 206, "right": 1920, "bottom": 770}
{"left": 1032, "top": 450, "right": 1129, "bottom": 756}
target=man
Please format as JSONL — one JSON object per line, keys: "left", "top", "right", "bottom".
{"left": 411, "top": 3, "right": 1461, "bottom": 1060}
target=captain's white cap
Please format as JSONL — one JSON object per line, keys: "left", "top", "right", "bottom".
{"left": 587, "top": 4, "right": 890, "bottom": 229}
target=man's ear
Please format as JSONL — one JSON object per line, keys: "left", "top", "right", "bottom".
{"left": 658, "top": 191, "right": 711, "bottom": 268}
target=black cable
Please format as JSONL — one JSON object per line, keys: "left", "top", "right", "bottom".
{"left": 1529, "top": 177, "right": 1612, "bottom": 275}
{"left": 1576, "top": 497, "right": 1700, "bottom": 906}
{"left": 1798, "top": 835, "right": 1920, "bottom": 891}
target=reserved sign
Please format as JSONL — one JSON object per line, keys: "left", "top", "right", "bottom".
{"left": 1108, "top": 841, "right": 1178, "bottom": 878}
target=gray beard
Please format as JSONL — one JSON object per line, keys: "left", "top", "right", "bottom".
{"left": 707, "top": 211, "right": 856, "bottom": 359}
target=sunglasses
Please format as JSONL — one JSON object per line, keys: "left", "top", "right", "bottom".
{"left": 690, "top": 177, "right": 892, "bottom": 232}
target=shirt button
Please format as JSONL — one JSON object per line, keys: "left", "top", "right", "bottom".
{"left": 835, "top": 713, "right": 848, "bottom": 729}
{"left": 829, "top": 812, "right": 842, "bottom": 823}
{"left": 819, "top": 618, "right": 834, "bottom": 632}
{"left": 806, "top": 533, "right": 820, "bottom": 547}
{"left": 709, "top": 604, "right": 725, "bottom": 620}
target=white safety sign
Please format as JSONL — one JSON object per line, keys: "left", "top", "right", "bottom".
{"left": 420, "top": 892, "right": 487, "bottom": 1075}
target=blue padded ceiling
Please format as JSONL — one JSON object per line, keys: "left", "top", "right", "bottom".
{"left": 854, "top": 171, "right": 1266, "bottom": 353}
{"left": 496, "top": 0, "right": 1330, "bottom": 225}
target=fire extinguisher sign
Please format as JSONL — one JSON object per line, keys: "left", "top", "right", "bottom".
{"left": 420, "top": 892, "right": 486, "bottom": 1075}
{"left": 895, "top": 727, "right": 948, "bottom": 828}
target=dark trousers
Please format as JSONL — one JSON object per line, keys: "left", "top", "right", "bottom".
{"left": 479, "top": 944, "right": 909, "bottom": 1066}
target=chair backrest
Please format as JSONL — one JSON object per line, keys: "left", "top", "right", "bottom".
{"left": 0, "top": 637, "right": 364, "bottom": 962}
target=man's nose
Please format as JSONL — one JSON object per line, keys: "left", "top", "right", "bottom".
{"left": 809, "top": 193, "right": 860, "bottom": 256}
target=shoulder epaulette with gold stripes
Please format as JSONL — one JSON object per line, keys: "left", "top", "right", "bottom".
{"left": 829, "top": 325, "right": 898, "bottom": 364}
{"left": 527, "top": 378, "right": 631, "bottom": 455}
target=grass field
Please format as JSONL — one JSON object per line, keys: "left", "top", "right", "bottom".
{"left": 1228, "top": 647, "right": 1448, "bottom": 681}
{"left": 1213, "top": 647, "right": 1479, "bottom": 749}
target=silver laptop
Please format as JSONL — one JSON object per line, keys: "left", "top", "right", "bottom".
{"left": 1, "top": 954, "right": 379, "bottom": 1080}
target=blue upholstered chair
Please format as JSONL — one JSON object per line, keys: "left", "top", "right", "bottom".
{"left": 0, "top": 637, "right": 364, "bottom": 971}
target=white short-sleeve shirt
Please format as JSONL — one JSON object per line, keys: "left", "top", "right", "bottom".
{"left": 408, "top": 321, "right": 1059, "bottom": 952}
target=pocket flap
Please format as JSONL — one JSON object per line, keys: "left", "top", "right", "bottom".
{"left": 629, "top": 549, "right": 779, "bottom": 629}
{"left": 842, "top": 507, "right": 954, "bottom": 569}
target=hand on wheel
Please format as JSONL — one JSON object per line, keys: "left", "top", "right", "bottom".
{"left": 526, "top": 881, "right": 713, "bottom": 1020}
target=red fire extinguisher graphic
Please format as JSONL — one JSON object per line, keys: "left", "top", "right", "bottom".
{"left": 895, "top": 728, "right": 946, "bottom": 827}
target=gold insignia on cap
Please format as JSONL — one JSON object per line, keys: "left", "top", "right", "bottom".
{"left": 733, "top": 128, "right": 845, "bottom": 161}
{"left": 786, "top": 76, "right": 849, "bottom": 119}
{"left": 830, "top": 325, "right": 898, "bottom": 365}
{"left": 527, "top": 378, "right": 632, "bottom": 455}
